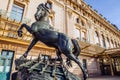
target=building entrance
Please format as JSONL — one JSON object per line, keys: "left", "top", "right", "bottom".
{"left": 99, "top": 58, "right": 111, "bottom": 75}
{"left": 99, "top": 56, "right": 120, "bottom": 76}
{"left": 102, "top": 65, "right": 111, "bottom": 75}
{"left": 112, "top": 57, "right": 120, "bottom": 75}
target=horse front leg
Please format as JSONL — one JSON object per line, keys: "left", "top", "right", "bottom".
{"left": 20, "top": 38, "right": 38, "bottom": 59}
{"left": 56, "top": 50, "right": 62, "bottom": 63}
{"left": 76, "top": 59, "right": 88, "bottom": 80}
{"left": 17, "top": 24, "right": 32, "bottom": 37}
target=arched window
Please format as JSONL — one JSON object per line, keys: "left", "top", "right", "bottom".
{"left": 94, "top": 31, "right": 99, "bottom": 44}
{"left": 49, "top": 16, "right": 54, "bottom": 26}
{"left": 81, "top": 31, "right": 86, "bottom": 41}
{"left": 118, "top": 44, "right": 120, "bottom": 47}
{"left": 106, "top": 37, "right": 110, "bottom": 49}
{"left": 47, "top": 1, "right": 52, "bottom": 9}
{"left": 75, "top": 28, "right": 80, "bottom": 39}
{"left": 101, "top": 34, "right": 106, "bottom": 48}
{"left": 111, "top": 40, "right": 114, "bottom": 48}
{"left": 117, "top": 43, "right": 120, "bottom": 47}
{"left": 81, "top": 20, "right": 85, "bottom": 26}
{"left": 76, "top": 18, "right": 80, "bottom": 23}
{"left": 115, "top": 42, "right": 117, "bottom": 48}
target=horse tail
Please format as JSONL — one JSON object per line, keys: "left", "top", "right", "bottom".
{"left": 71, "top": 39, "right": 81, "bottom": 57}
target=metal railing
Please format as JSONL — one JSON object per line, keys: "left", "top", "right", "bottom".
{"left": 0, "top": 9, "right": 32, "bottom": 41}
{"left": 0, "top": 9, "right": 31, "bottom": 24}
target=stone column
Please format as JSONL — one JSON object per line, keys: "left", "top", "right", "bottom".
{"left": 6, "top": 0, "right": 14, "bottom": 17}
{"left": 106, "top": 54, "right": 114, "bottom": 76}
{"left": 110, "top": 58, "right": 114, "bottom": 76}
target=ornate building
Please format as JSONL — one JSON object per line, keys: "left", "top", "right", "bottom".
{"left": 0, "top": 0, "right": 120, "bottom": 80}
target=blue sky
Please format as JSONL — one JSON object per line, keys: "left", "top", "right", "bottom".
{"left": 84, "top": 0, "right": 120, "bottom": 30}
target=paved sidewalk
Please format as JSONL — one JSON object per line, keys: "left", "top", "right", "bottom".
{"left": 87, "top": 76, "right": 120, "bottom": 80}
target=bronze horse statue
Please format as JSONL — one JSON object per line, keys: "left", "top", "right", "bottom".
{"left": 17, "top": 3, "right": 88, "bottom": 80}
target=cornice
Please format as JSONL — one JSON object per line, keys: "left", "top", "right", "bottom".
{"left": 82, "top": 1, "right": 120, "bottom": 37}
{"left": 15, "top": 0, "right": 30, "bottom": 4}
{"left": 65, "top": 0, "right": 120, "bottom": 37}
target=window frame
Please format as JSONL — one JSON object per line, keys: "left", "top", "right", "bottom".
{"left": 82, "top": 59, "right": 87, "bottom": 70}
{"left": 10, "top": 2, "right": 25, "bottom": 22}
{"left": 101, "top": 34, "right": 106, "bottom": 48}
{"left": 94, "top": 31, "right": 99, "bottom": 44}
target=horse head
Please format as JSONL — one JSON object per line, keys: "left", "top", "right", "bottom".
{"left": 35, "top": 3, "right": 50, "bottom": 21}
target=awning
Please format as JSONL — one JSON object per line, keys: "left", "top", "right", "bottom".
{"left": 104, "top": 48, "right": 120, "bottom": 57}
{"left": 79, "top": 40, "right": 105, "bottom": 56}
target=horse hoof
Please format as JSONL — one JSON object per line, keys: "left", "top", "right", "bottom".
{"left": 18, "top": 34, "right": 22, "bottom": 37}
{"left": 23, "top": 53, "right": 28, "bottom": 58}
{"left": 19, "top": 55, "right": 26, "bottom": 60}
{"left": 83, "top": 74, "right": 88, "bottom": 80}
{"left": 17, "top": 31, "right": 23, "bottom": 37}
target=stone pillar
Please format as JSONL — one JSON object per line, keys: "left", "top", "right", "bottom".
{"left": 6, "top": 0, "right": 14, "bottom": 16}
{"left": 106, "top": 54, "right": 114, "bottom": 76}
{"left": 110, "top": 58, "right": 114, "bottom": 76}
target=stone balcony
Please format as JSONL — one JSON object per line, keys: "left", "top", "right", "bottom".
{"left": 76, "top": 38, "right": 105, "bottom": 57}
{"left": 0, "top": 9, "right": 55, "bottom": 50}
{"left": 0, "top": 9, "right": 32, "bottom": 41}
{"left": 0, "top": 9, "right": 105, "bottom": 56}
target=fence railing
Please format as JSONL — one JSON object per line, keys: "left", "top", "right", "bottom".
{"left": 0, "top": 9, "right": 31, "bottom": 24}
{"left": 0, "top": 9, "right": 32, "bottom": 41}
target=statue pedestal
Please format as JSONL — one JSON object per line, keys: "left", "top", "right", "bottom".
{"left": 12, "top": 56, "right": 82, "bottom": 80}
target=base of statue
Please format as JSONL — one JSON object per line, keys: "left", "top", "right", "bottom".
{"left": 12, "top": 55, "right": 82, "bottom": 80}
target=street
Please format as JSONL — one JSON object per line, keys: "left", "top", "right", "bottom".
{"left": 87, "top": 76, "right": 120, "bottom": 80}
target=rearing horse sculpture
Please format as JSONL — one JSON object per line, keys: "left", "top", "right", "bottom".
{"left": 17, "top": 3, "right": 88, "bottom": 80}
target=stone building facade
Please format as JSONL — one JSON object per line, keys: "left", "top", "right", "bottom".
{"left": 0, "top": 0, "right": 120, "bottom": 80}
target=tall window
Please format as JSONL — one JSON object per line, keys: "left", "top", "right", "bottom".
{"left": 81, "top": 31, "right": 86, "bottom": 41}
{"left": 76, "top": 18, "right": 80, "bottom": 23}
{"left": 10, "top": 4, "right": 24, "bottom": 22}
{"left": 0, "top": 50, "right": 14, "bottom": 80}
{"left": 106, "top": 37, "right": 110, "bottom": 49}
{"left": 115, "top": 42, "right": 117, "bottom": 48}
{"left": 101, "top": 35, "right": 106, "bottom": 48}
{"left": 75, "top": 28, "right": 80, "bottom": 39}
{"left": 118, "top": 44, "right": 120, "bottom": 47}
{"left": 82, "top": 59, "right": 87, "bottom": 70}
{"left": 81, "top": 20, "right": 85, "bottom": 26}
{"left": 47, "top": 1, "right": 52, "bottom": 9}
{"left": 49, "top": 16, "right": 54, "bottom": 26}
{"left": 94, "top": 31, "right": 99, "bottom": 44}
{"left": 111, "top": 40, "right": 114, "bottom": 48}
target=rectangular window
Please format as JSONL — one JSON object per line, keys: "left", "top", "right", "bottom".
{"left": 0, "top": 50, "right": 14, "bottom": 80}
{"left": 76, "top": 18, "right": 79, "bottom": 23}
{"left": 82, "top": 59, "right": 87, "bottom": 70}
{"left": 81, "top": 31, "right": 86, "bottom": 42}
{"left": 10, "top": 3, "right": 24, "bottom": 22}
{"left": 47, "top": 1, "right": 52, "bottom": 9}
{"left": 75, "top": 28, "right": 80, "bottom": 39}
